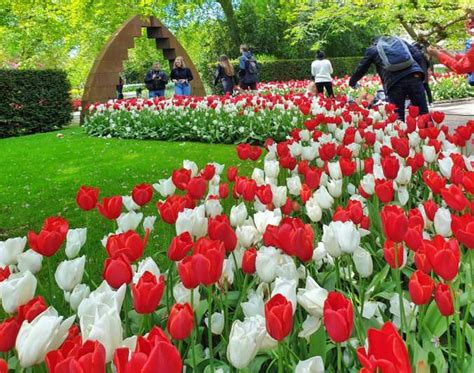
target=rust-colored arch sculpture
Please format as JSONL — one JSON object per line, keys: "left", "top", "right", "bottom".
{"left": 81, "top": 15, "right": 205, "bottom": 121}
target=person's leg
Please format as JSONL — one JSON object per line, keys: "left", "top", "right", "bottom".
{"left": 407, "top": 77, "right": 429, "bottom": 115}
{"left": 149, "top": 90, "right": 157, "bottom": 99}
{"left": 386, "top": 84, "right": 406, "bottom": 121}
{"left": 157, "top": 90, "right": 165, "bottom": 97}
{"left": 315, "top": 83, "right": 324, "bottom": 95}
{"left": 182, "top": 84, "right": 191, "bottom": 96}
{"left": 325, "top": 82, "right": 334, "bottom": 97}
{"left": 424, "top": 82, "right": 433, "bottom": 105}
{"left": 175, "top": 84, "right": 183, "bottom": 96}
{"left": 250, "top": 82, "right": 257, "bottom": 90}
{"left": 223, "top": 80, "right": 233, "bottom": 94}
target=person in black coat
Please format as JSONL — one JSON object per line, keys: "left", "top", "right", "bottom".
{"left": 144, "top": 62, "right": 169, "bottom": 98}
{"left": 349, "top": 37, "right": 428, "bottom": 121}
{"left": 214, "top": 55, "right": 238, "bottom": 95}
{"left": 170, "top": 56, "right": 194, "bottom": 96}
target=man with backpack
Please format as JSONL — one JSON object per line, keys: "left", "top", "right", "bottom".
{"left": 349, "top": 36, "right": 428, "bottom": 121}
{"left": 238, "top": 45, "right": 259, "bottom": 91}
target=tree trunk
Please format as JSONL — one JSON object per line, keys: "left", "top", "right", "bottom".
{"left": 216, "top": 0, "right": 242, "bottom": 48}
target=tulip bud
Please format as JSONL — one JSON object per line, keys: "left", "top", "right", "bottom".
{"left": 55, "top": 256, "right": 86, "bottom": 292}
{"left": 167, "top": 303, "right": 194, "bottom": 340}
{"left": 352, "top": 247, "right": 373, "bottom": 278}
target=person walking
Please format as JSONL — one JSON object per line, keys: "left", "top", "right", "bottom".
{"left": 116, "top": 76, "right": 124, "bottom": 100}
{"left": 427, "top": 13, "right": 474, "bottom": 75}
{"left": 214, "top": 55, "right": 238, "bottom": 95}
{"left": 414, "top": 43, "right": 434, "bottom": 106}
{"left": 170, "top": 56, "right": 194, "bottom": 96}
{"left": 349, "top": 36, "right": 428, "bottom": 121}
{"left": 144, "top": 62, "right": 169, "bottom": 98}
{"left": 311, "top": 51, "right": 334, "bottom": 97}
{"left": 238, "top": 45, "right": 259, "bottom": 91}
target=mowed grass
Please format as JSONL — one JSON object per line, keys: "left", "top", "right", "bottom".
{"left": 0, "top": 127, "right": 253, "bottom": 313}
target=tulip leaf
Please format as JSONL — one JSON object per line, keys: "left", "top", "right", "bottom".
{"left": 309, "top": 325, "right": 328, "bottom": 363}
{"left": 412, "top": 339, "right": 429, "bottom": 373}
{"left": 248, "top": 356, "right": 272, "bottom": 373}
{"left": 423, "top": 301, "right": 446, "bottom": 337}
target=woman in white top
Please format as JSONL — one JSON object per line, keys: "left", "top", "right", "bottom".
{"left": 310, "top": 51, "right": 334, "bottom": 97}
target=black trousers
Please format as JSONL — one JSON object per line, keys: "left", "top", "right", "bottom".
{"left": 316, "top": 81, "right": 334, "bottom": 97}
{"left": 240, "top": 82, "right": 257, "bottom": 90}
{"left": 423, "top": 82, "right": 433, "bottom": 104}
{"left": 387, "top": 74, "right": 429, "bottom": 122}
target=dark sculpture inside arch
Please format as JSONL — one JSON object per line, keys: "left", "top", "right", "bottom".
{"left": 81, "top": 15, "right": 206, "bottom": 120}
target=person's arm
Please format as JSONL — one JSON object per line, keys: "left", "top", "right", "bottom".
{"left": 239, "top": 56, "right": 246, "bottom": 70}
{"left": 311, "top": 62, "right": 316, "bottom": 79}
{"left": 160, "top": 71, "right": 169, "bottom": 83}
{"left": 214, "top": 65, "right": 221, "bottom": 86}
{"left": 349, "top": 48, "right": 374, "bottom": 88}
{"left": 328, "top": 60, "right": 333, "bottom": 75}
{"left": 170, "top": 69, "right": 177, "bottom": 82}
{"left": 144, "top": 71, "right": 153, "bottom": 84}
{"left": 187, "top": 68, "right": 194, "bottom": 82}
{"left": 407, "top": 42, "right": 425, "bottom": 72}
{"left": 438, "top": 47, "right": 474, "bottom": 74}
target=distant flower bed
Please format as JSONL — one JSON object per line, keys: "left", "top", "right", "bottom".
{"left": 84, "top": 94, "right": 316, "bottom": 144}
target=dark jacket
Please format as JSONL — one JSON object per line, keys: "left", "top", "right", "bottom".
{"left": 349, "top": 40, "right": 425, "bottom": 92}
{"left": 144, "top": 69, "right": 169, "bottom": 91}
{"left": 214, "top": 64, "right": 238, "bottom": 86}
{"left": 238, "top": 51, "right": 259, "bottom": 83}
{"left": 170, "top": 67, "right": 193, "bottom": 83}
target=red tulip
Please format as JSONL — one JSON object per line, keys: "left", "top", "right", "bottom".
{"left": 256, "top": 184, "right": 273, "bottom": 205}
{"left": 414, "top": 245, "right": 432, "bottom": 274}
{"left": 201, "top": 164, "right": 216, "bottom": 181}
{"left": 408, "top": 105, "right": 419, "bottom": 118}
{"left": 171, "top": 168, "right": 191, "bottom": 190}
{"left": 381, "top": 155, "right": 400, "bottom": 180}
{"left": 422, "top": 170, "right": 446, "bottom": 195}
{"left": 106, "top": 230, "right": 146, "bottom": 262}
{"left": 0, "top": 359, "right": 6, "bottom": 373}
{"left": 0, "top": 317, "right": 20, "bottom": 352}
{"left": 265, "top": 294, "right": 293, "bottom": 341}
{"left": 236, "top": 143, "right": 252, "bottom": 160}
{"left": 374, "top": 179, "right": 394, "bottom": 203}
{"left": 423, "top": 200, "right": 438, "bottom": 221}
{"left": 441, "top": 185, "right": 469, "bottom": 212}
{"left": 454, "top": 219, "right": 474, "bottom": 249}
{"left": 46, "top": 340, "right": 106, "bottom": 373}
{"left": 157, "top": 195, "right": 193, "bottom": 225}
{"left": 242, "top": 248, "right": 257, "bottom": 274}
{"left": 431, "top": 111, "right": 445, "bottom": 124}
{"left": 103, "top": 254, "right": 133, "bottom": 288}
{"left": 434, "top": 283, "right": 454, "bottom": 316}
{"left": 383, "top": 240, "right": 405, "bottom": 269}
{"left": 323, "top": 291, "right": 353, "bottom": 343}
{"left": 227, "top": 166, "right": 238, "bottom": 182}
{"left": 208, "top": 215, "right": 237, "bottom": 252}
{"left": 219, "top": 183, "right": 229, "bottom": 199}
{"left": 167, "top": 303, "right": 194, "bottom": 340}
{"left": 391, "top": 137, "right": 409, "bottom": 158}
{"left": 381, "top": 205, "right": 408, "bottom": 243}
{"left": 132, "top": 183, "right": 153, "bottom": 206}
{"left": 339, "top": 157, "right": 356, "bottom": 177}
{"left": 168, "top": 232, "right": 193, "bottom": 261}
{"left": 319, "top": 142, "right": 336, "bottom": 161}
{"left": 424, "top": 236, "right": 460, "bottom": 281}
{"left": 0, "top": 266, "right": 10, "bottom": 282}
{"left": 408, "top": 270, "right": 434, "bottom": 305}
{"left": 28, "top": 216, "right": 69, "bottom": 257}
{"left": 191, "top": 238, "right": 225, "bottom": 286}
{"left": 249, "top": 146, "right": 262, "bottom": 161}
{"left": 177, "top": 256, "right": 199, "bottom": 289}
{"left": 187, "top": 176, "right": 207, "bottom": 200}
{"left": 357, "top": 322, "right": 411, "bottom": 373}
{"left": 76, "top": 186, "right": 99, "bottom": 211}
{"left": 17, "top": 296, "right": 47, "bottom": 322}
{"left": 97, "top": 196, "right": 122, "bottom": 220}
{"left": 304, "top": 167, "right": 322, "bottom": 189}
{"left": 131, "top": 272, "right": 165, "bottom": 314}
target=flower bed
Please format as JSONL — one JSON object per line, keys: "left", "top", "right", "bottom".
{"left": 84, "top": 94, "right": 314, "bottom": 144}
{"left": 2, "top": 95, "right": 474, "bottom": 372}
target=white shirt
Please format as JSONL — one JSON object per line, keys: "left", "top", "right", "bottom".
{"left": 311, "top": 59, "right": 333, "bottom": 83}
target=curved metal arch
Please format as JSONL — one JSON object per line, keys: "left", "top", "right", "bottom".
{"left": 81, "top": 15, "right": 205, "bottom": 119}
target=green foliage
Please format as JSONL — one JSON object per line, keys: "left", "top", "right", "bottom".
{"left": 0, "top": 69, "right": 72, "bottom": 138}
{"left": 203, "top": 57, "right": 363, "bottom": 94}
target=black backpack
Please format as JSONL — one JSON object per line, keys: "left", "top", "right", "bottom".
{"left": 243, "top": 58, "right": 259, "bottom": 84}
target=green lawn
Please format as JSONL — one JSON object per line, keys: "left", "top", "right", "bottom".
{"left": 0, "top": 127, "right": 251, "bottom": 311}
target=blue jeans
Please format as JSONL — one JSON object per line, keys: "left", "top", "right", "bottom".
{"left": 387, "top": 74, "right": 428, "bottom": 122}
{"left": 222, "top": 79, "right": 234, "bottom": 94}
{"left": 175, "top": 83, "right": 191, "bottom": 96}
{"left": 149, "top": 90, "right": 165, "bottom": 98}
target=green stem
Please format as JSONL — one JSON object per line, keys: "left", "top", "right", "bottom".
{"left": 335, "top": 257, "right": 342, "bottom": 290}
{"left": 190, "top": 290, "right": 197, "bottom": 371}
{"left": 207, "top": 287, "right": 214, "bottom": 373}
{"left": 337, "top": 343, "right": 342, "bottom": 372}
{"left": 278, "top": 341, "right": 284, "bottom": 373}
{"left": 393, "top": 262, "right": 407, "bottom": 336}
{"left": 46, "top": 259, "right": 55, "bottom": 304}
{"left": 446, "top": 316, "right": 452, "bottom": 369}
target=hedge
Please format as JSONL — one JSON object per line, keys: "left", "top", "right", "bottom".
{"left": 203, "top": 56, "right": 365, "bottom": 93}
{"left": 0, "top": 70, "right": 72, "bottom": 138}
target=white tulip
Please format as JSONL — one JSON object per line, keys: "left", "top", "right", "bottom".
{"left": 264, "top": 160, "right": 280, "bottom": 179}
{"left": 332, "top": 221, "right": 360, "bottom": 254}
{"left": 327, "top": 179, "right": 343, "bottom": 198}
{"left": 66, "top": 283, "right": 91, "bottom": 311}
{"left": 251, "top": 168, "right": 265, "bottom": 185}
{"left": 271, "top": 185, "right": 287, "bottom": 207}
{"left": 271, "top": 276, "right": 298, "bottom": 312}
{"left": 65, "top": 228, "right": 87, "bottom": 259}
{"left": 298, "top": 315, "right": 321, "bottom": 340}
{"left": 78, "top": 281, "right": 126, "bottom": 316}
{"left": 398, "top": 186, "right": 409, "bottom": 206}
{"left": 227, "top": 318, "right": 266, "bottom": 369}
{"left": 176, "top": 206, "right": 208, "bottom": 238}
{"left": 133, "top": 257, "right": 160, "bottom": 284}
{"left": 242, "top": 289, "right": 265, "bottom": 318}
{"left": 328, "top": 162, "right": 342, "bottom": 180}
{"left": 297, "top": 276, "right": 328, "bottom": 317}
{"left": 183, "top": 160, "right": 198, "bottom": 177}
{"left": 16, "top": 307, "right": 75, "bottom": 367}
{"left": 306, "top": 198, "right": 323, "bottom": 223}
{"left": 434, "top": 207, "right": 452, "bottom": 237}
{"left": 295, "top": 356, "right": 324, "bottom": 373}
{"left": 205, "top": 312, "right": 225, "bottom": 335}
{"left": 0, "top": 236, "right": 27, "bottom": 266}
{"left": 153, "top": 177, "right": 176, "bottom": 197}
{"left": 322, "top": 223, "right": 342, "bottom": 258}
{"left": 236, "top": 224, "right": 258, "bottom": 248}
{"left": 422, "top": 145, "right": 436, "bottom": 163}
{"left": 287, "top": 175, "right": 302, "bottom": 196}
{"left": 389, "top": 294, "right": 417, "bottom": 331}
{"left": 254, "top": 209, "right": 282, "bottom": 234}
{"left": 55, "top": 256, "right": 86, "bottom": 292}
{"left": 205, "top": 198, "right": 223, "bottom": 218}
{"left": 210, "top": 162, "right": 225, "bottom": 175}
{"left": 408, "top": 131, "right": 420, "bottom": 148}
{"left": 301, "top": 146, "right": 317, "bottom": 161}
{"left": 362, "top": 301, "right": 386, "bottom": 325}
{"left": 0, "top": 271, "right": 37, "bottom": 313}
{"left": 438, "top": 157, "right": 453, "bottom": 178}
{"left": 116, "top": 211, "right": 143, "bottom": 232}
{"left": 230, "top": 202, "right": 248, "bottom": 227}
{"left": 121, "top": 196, "right": 140, "bottom": 211}
{"left": 360, "top": 174, "right": 375, "bottom": 195}
{"left": 173, "top": 282, "right": 200, "bottom": 305}
{"left": 289, "top": 142, "right": 303, "bottom": 157}
{"left": 352, "top": 247, "right": 373, "bottom": 278}
{"left": 143, "top": 215, "right": 157, "bottom": 232}
{"left": 395, "top": 166, "right": 412, "bottom": 186}
{"left": 220, "top": 258, "right": 235, "bottom": 286}
{"left": 256, "top": 246, "right": 282, "bottom": 283}
{"left": 17, "top": 250, "right": 43, "bottom": 274}
{"left": 300, "top": 129, "right": 310, "bottom": 141}
{"left": 314, "top": 186, "right": 334, "bottom": 210}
